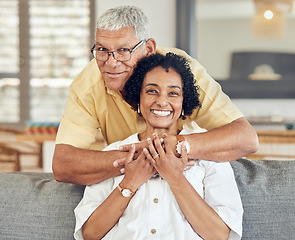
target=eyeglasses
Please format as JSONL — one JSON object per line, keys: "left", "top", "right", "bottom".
{"left": 91, "top": 40, "right": 145, "bottom": 62}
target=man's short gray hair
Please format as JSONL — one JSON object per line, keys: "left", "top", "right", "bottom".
{"left": 97, "top": 6, "right": 151, "bottom": 40}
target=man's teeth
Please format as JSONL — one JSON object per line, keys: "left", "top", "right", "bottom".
{"left": 152, "top": 110, "right": 171, "bottom": 116}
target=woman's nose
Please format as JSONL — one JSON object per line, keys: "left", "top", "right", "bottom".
{"left": 156, "top": 95, "right": 168, "bottom": 106}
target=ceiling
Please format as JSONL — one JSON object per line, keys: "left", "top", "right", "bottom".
{"left": 196, "top": 0, "right": 295, "bottom": 21}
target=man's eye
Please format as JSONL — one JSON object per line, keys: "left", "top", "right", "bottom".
{"left": 118, "top": 48, "right": 130, "bottom": 52}
{"left": 97, "top": 47, "right": 107, "bottom": 51}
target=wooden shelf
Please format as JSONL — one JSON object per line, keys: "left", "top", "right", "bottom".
{"left": 17, "top": 134, "right": 56, "bottom": 143}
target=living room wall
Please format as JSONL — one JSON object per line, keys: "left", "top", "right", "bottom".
{"left": 196, "top": 1, "right": 295, "bottom": 125}
{"left": 96, "top": 0, "right": 176, "bottom": 48}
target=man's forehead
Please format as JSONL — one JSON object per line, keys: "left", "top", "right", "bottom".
{"left": 96, "top": 27, "right": 137, "bottom": 41}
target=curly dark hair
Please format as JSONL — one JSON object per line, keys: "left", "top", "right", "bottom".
{"left": 124, "top": 52, "right": 201, "bottom": 119}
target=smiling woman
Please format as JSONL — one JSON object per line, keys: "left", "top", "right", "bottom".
{"left": 124, "top": 53, "right": 201, "bottom": 119}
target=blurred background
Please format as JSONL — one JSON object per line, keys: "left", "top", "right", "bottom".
{"left": 0, "top": 0, "right": 295, "bottom": 172}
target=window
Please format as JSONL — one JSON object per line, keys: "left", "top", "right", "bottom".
{"left": 0, "top": 0, "right": 94, "bottom": 127}
{"left": 0, "top": 0, "right": 19, "bottom": 122}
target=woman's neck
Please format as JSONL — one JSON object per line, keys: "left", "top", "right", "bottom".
{"left": 138, "top": 125, "right": 179, "bottom": 141}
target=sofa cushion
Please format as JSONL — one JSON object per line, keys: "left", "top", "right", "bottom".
{"left": 0, "top": 172, "right": 85, "bottom": 240}
{"left": 0, "top": 159, "right": 295, "bottom": 240}
{"left": 230, "top": 159, "right": 295, "bottom": 240}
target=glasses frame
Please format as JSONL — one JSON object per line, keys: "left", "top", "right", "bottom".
{"left": 91, "top": 40, "right": 145, "bottom": 62}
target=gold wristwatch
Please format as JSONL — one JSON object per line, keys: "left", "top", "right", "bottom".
{"left": 117, "top": 184, "right": 134, "bottom": 198}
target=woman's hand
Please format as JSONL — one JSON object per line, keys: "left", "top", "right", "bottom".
{"left": 144, "top": 134, "right": 188, "bottom": 185}
{"left": 120, "top": 144, "right": 157, "bottom": 192}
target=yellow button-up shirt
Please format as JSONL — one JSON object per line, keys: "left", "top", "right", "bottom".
{"left": 56, "top": 47, "right": 243, "bottom": 150}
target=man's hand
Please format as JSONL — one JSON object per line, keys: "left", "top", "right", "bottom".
{"left": 114, "top": 140, "right": 149, "bottom": 172}
{"left": 119, "top": 140, "right": 149, "bottom": 158}
{"left": 161, "top": 133, "right": 197, "bottom": 170}
{"left": 114, "top": 133, "right": 197, "bottom": 173}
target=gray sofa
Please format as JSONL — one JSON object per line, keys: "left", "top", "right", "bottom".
{"left": 0, "top": 158, "right": 294, "bottom": 240}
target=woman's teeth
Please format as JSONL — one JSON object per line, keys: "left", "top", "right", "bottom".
{"left": 152, "top": 110, "right": 171, "bottom": 116}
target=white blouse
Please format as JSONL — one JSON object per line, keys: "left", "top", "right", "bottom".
{"left": 74, "top": 131, "right": 243, "bottom": 240}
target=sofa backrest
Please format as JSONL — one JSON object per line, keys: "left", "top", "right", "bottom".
{"left": 0, "top": 159, "right": 294, "bottom": 240}
{"left": 0, "top": 172, "right": 85, "bottom": 240}
{"left": 230, "top": 159, "right": 295, "bottom": 240}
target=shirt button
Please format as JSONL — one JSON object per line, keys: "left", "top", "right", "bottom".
{"left": 153, "top": 198, "right": 159, "bottom": 203}
{"left": 151, "top": 229, "right": 157, "bottom": 234}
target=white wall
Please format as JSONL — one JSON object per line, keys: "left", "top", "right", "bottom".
{"left": 232, "top": 98, "right": 295, "bottom": 122}
{"left": 96, "top": 0, "right": 176, "bottom": 47}
{"left": 196, "top": 1, "right": 295, "bottom": 124}
{"left": 196, "top": 1, "right": 295, "bottom": 80}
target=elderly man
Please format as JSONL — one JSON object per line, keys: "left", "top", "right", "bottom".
{"left": 53, "top": 5, "right": 258, "bottom": 185}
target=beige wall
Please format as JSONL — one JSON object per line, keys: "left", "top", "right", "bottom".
{"left": 96, "top": 0, "right": 176, "bottom": 48}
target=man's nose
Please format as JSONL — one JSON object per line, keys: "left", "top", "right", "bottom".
{"left": 105, "top": 52, "right": 119, "bottom": 66}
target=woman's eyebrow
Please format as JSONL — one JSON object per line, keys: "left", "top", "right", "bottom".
{"left": 145, "top": 83, "right": 181, "bottom": 89}
{"left": 145, "top": 83, "right": 158, "bottom": 87}
{"left": 168, "top": 85, "right": 181, "bottom": 89}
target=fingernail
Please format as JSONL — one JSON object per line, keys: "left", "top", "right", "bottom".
{"left": 113, "top": 161, "right": 118, "bottom": 167}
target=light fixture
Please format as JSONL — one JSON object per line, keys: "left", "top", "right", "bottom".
{"left": 252, "top": 0, "right": 293, "bottom": 38}
{"left": 253, "top": 0, "right": 293, "bottom": 12}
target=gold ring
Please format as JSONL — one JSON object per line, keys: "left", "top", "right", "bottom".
{"left": 153, "top": 154, "right": 159, "bottom": 159}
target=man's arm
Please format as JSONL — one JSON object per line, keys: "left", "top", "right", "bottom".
{"left": 52, "top": 144, "right": 128, "bottom": 185}
{"left": 184, "top": 117, "right": 259, "bottom": 161}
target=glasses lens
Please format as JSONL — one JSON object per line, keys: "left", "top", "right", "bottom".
{"left": 94, "top": 50, "right": 109, "bottom": 61}
{"left": 113, "top": 50, "right": 131, "bottom": 62}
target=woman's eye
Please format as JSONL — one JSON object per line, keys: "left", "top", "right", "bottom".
{"left": 146, "top": 89, "right": 157, "bottom": 94}
{"left": 169, "top": 92, "right": 179, "bottom": 96}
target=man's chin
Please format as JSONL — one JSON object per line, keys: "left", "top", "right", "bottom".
{"left": 105, "top": 82, "right": 125, "bottom": 91}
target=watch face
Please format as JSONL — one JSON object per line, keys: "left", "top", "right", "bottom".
{"left": 177, "top": 141, "right": 190, "bottom": 155}
{"left": 122, "top": 189, "right": 132, "bottom": 197}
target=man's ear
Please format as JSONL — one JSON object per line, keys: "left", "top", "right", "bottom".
{"left": 145, "top": 38, "right": 157, "bottom": 56}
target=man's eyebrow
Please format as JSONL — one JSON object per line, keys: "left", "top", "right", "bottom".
{"left": 95, "top": 42, "right": 131, "bottom": 48}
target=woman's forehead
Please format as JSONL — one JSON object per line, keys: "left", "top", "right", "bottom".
{"left": 143, "top": 67, "right": 182, "bottom": 88}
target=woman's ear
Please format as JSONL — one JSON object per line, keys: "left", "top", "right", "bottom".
{"left": 145, "top": 38, "right": 157, "bottom": 56}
